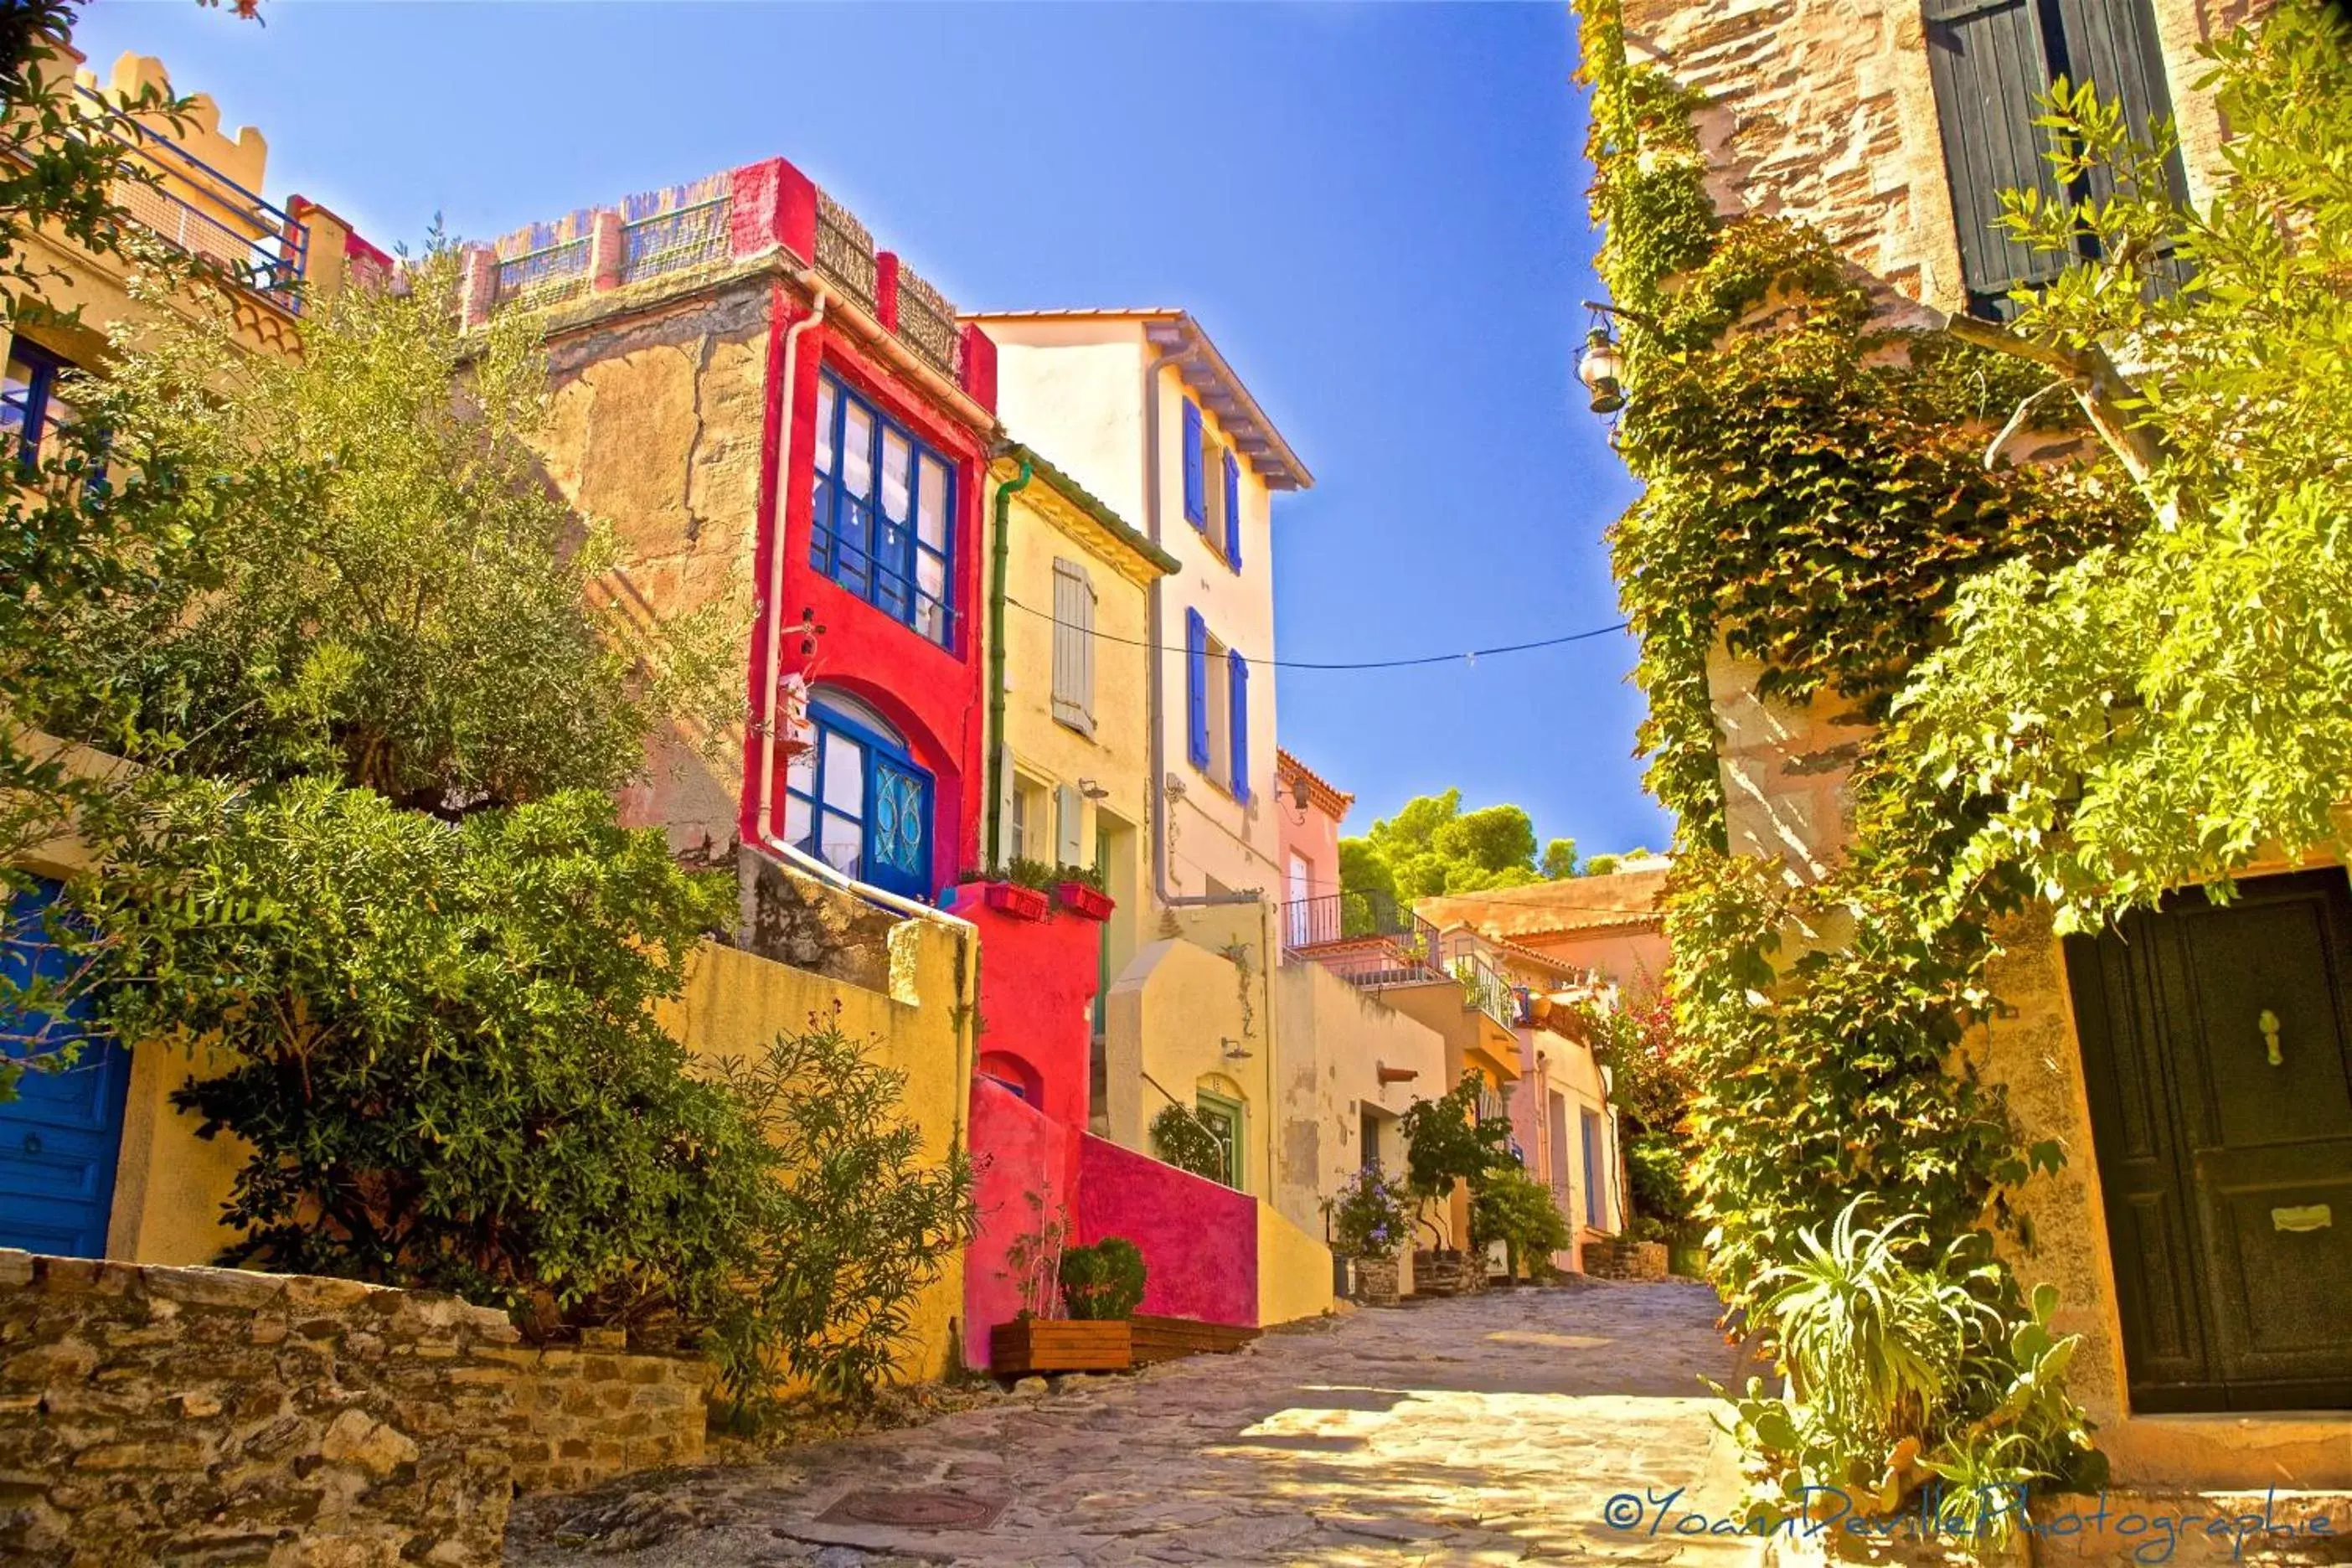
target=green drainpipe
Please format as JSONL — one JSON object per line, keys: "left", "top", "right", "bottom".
{"left": 985, "top": 454, "right": 1034, "bottom": 869}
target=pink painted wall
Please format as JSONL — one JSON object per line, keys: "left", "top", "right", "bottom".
{"left": 1074, "top": 1133, "right": 1256, "bottom": 1327}
{"left": 948, "top": 890, "right": 1098, "bottom": 1130}
{"left": 964, "top": 1077, "right": 1081, "bottom": 1370}
{"left": 1276, "top": 783, "right": 1345, "bottom": 904}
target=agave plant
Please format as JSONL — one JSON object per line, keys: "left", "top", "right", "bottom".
{"left": 1756, "top": 1201, "right": 2000, "bottom": 1473}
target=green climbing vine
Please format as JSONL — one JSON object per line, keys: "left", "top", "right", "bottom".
{"left": 1575, "top": 0, "right": 2138, "bottom": 1513}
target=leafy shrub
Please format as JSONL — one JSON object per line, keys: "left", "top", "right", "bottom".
{"left": 1058, "top": 1237, "right": 1146, "bottom": 1321}
{"left": 1150, "top": 1103, "right": 1227, "bottom": 1184}
{"left": 705, "top": 1013, "right": 977, "bottom": 1411}
{"left": 1470, "top": 1166, "right": 1574, "bottom": 1280}
{"left": 1624, "top": 1132, "right": 1691, "bottom": 1225}
{"left": 84, "top": 781, "right": 752, "bottom": 1333}
{"left": 1325, "top": 1167, "right": 1410, "bottom": 1261}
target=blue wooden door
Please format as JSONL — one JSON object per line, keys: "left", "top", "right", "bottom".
{"left": 1, "top": 881, "right": 132, "bottom": 1257}
{"left": 864, "top": 752, "right": 932, "bottom": 900}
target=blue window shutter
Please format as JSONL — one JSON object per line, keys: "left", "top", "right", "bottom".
{"left": 1185, "top": 609, "right": 1210, "bottom": 769}
{"left": 1222, "top": 451, "right": 1241, "bottom": 570}
{"left": 1227, "top": 648, "right": 1250, "bottom": 802}
{"left": 1182, "top": 400, "right": 1204, "bottom": 529}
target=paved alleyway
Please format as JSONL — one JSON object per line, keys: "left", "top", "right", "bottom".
{"left": 506, "top": 1279, "right": 1771, "bottom": 1567}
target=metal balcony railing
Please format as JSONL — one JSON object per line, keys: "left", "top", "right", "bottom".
{"left": 1280, "top": 890, "right": 1450, "bottom": 990}
{"left": 68, "top": 86, "right": 307, "bottom": 312}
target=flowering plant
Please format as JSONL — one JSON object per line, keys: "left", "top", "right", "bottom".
{"left": 1326, "top": 1166, "right": 1411, "bottom": 1261}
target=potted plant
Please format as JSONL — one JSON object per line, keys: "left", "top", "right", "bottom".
{"left": 962, "top": 859, "right": 1055, "bottom": 921}
{"left": 1053, "top": 862, "right": 1114, "bottom": 921}
{"left": 989, "top": 1201, "right": 1135, "bottom": 1376}
{"left": 1327, "top": 1167, "right": 1410, "bottom": 1305}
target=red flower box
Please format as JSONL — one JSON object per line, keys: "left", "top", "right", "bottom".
{"left": 982, "top": 881, "right": 1050, "bottom": 921}
{"left": 1055, "top": 882, "right": 1114, "bottom": 921}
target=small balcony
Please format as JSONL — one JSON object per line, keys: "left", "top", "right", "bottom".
{"left": 1281, "top": 890, "right": 1451, "bottom": 990}
{"left": 70, "top": 85, "right": 308, "bottom": 313}
{"left": 1440, "top": 938, "right": 1522, "bottom": 1034}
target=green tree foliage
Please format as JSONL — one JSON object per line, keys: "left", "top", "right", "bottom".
{"left": 706, "top": 1015, "right": 977, "bottom": 1408}
{"left": 85, "top": 782, "right": 749, "bottom": 1328}
{"left": 1057, "top": 1238, "right": 1146, "bottom": 1322}
{"left": 1149, "top": 1103, "right": 1227, "bottom": 1184}
{"left": 1341, "top": 788, "right": 1581, "bottom": 900}
{"left": 46, "top": 249, "right": 740, "bottom": 810}
{"left": 1398, "top": 1071, "right": 1516, "bottom": 1247}
{"left": 1891, "top": 0, "right": 2352, "bottom": 930}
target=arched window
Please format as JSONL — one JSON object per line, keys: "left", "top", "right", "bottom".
{"left": 975, "top": 1050, "right": 1044, "bottom": 1106}
{"left": 782, "top": 688, "right": 935, "bottom": 899}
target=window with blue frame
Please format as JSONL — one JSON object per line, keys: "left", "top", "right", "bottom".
{"left": 782, "top": 692, "right": 936, "bottom": 900}
{"left": 3, "top": 339, "right": 80, "bottom": 472}
{"left": 810, "top": 369, "right": 957, "bottom": 647}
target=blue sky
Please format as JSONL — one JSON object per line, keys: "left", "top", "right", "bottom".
{"left": 75, "top": 0, "right": 1669, "bottom": 859}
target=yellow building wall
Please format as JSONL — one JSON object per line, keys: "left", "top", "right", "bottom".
{"left": 1104, "top": 931, "right": 1275, "bottom": 1201}
{"left": 662, "top": 928, "right": 972, "bottom": 1385}
{"left": 988, "top": 459, "right": 1161, "bottom": 1075}
{"left": 1270, "top": 958, "right": 1449, "bottom": 1240}
{"left": 1256, "top": 1199, "right": 1335, "bottom": 1327}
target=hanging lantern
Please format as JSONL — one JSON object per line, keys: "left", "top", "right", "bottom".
{"left": 1578, "top": 326, "right": 1626, "bottom": 415}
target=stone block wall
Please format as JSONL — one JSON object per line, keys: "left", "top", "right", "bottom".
{"left": 1583, "top": 1239, "right": 1670, "bottom": 1282}
{"left": 1409, "top": 1249, "right": 1487, "bottom": 1297}
{"left": 0, "top": 1250, "right": 516, "bottom": 1567}
{"left": 493, "top": 1328, "right": 711, "bottom": 1494}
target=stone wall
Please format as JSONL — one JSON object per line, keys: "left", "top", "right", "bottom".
{"left": 1583, "top": 1240, "right": 1669, "bottom": 1282}
{"left": 1409, "top": 1249, "right": 1486, "bottom": 1298}
{"left": 495, "top": 1328, "right": 710, "bottom": 1495}
{"left": 1618, "top": 0, "right": 2266, "bottom": 322}
{"left": 0, "top": 1251, "right": 516, "bottom": 1566}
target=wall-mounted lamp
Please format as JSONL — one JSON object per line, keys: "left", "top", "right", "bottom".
{"left": 1077, "top": 778, "right": 1111, "bottom": 801}
{"left": 1221, "top": 1038, "right": 1255, "bottom": 1062}
{"left": 1579, "top": 328, "right": 1626, "bottom": 415}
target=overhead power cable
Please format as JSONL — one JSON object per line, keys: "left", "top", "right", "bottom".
{"left": 1001, "top": 595, "right": 1631, "bottom": 672}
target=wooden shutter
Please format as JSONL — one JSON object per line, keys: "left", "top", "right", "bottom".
{"left": 1051, "top": 559, "right": 1095, "bottom": 735}
{"left": 1226, "top": 648, "right": 1251, "bottom": 803}
{"left": 1923, "top": 0, "right": 2071, "bottom": 317}
{"left": 1181, "top": 400, "right": 1205, "bottom": 528}
{"left": 1185, "top": 608, "right": 1210, "bottom": 768}
{"left": 2050, "top": 0, "right": 2192, "bottom": 288}
{"left": 1055, "top": 784, "right": 1085, "bottom": 866}
{"left": 1222, "top": 451, "right": 1242, "bottom": 570}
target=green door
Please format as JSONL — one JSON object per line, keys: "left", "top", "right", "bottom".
{"left": 2065, "top": 869, "right": 2352, "bottom": 1412}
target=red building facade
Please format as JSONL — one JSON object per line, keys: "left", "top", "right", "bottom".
{"left": 732, "top": 157, "right": 999, "bottom": 902}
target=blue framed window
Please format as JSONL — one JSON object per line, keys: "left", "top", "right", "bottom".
{"left": 783, "top": 693, "right": 935, "bottom": 900}
{"left": 810, "top": 369, "right": 957, "bottom": 647}
{"left": 3, "top": 340, "right": 78, "bottom": 472}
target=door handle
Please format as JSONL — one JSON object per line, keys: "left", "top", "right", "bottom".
{"left": 2258, "top": 1008, "right": 2282, "bottom": 1067}
{"left": 2272, "top": 1204, "right": 2332, "bottom": 1234}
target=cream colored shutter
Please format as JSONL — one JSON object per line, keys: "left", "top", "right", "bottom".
{"left": 1051, "top": 560, "right": 1095, "bottom": 735}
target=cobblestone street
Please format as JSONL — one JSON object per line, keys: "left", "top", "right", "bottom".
{"left": 506, "top": 1279, "right": 1767, "bottom": 1567}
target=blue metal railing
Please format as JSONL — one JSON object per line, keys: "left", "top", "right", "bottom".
{"left": 70, "top": 86, "right": 307, "bottom": 312}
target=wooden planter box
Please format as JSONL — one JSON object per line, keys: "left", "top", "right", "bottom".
{"left": 1055, "top": 881, "right": 1114, "bottom": 921}
{"left": 990, "top": 1317, "right": 1132, "bottom": 1375}
{"left": 1129, "top": 1314, "right": 1261, "bottom": 1366}
{"left": 979, "top": 881, "right": 1050, "bottom": 921}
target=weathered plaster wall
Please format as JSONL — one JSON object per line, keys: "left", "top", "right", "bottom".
{"left": 1512, "top": 1028, "right": 1619, "bottom": 1271}
{"left": 534, "top": 282, "right": 772, "bottom": 864}
{"left": 1274, "top": 771, "right": 1345, "bottom": 900}
{"left": 981, "top": 326, "right": 1152, "bottom": 525}
{"left": 0, "top": 1251, "right": 515, "bottom": 1566}
{"left": 100, "top": 1041, "right": 245, "bottom": 1269}
{"left": 1270, "top": 960, "right": 1448, "bottom": 1240}
{"left": 1103, "top": 903, "right": 1277, "bottom": 1199}
{"left": 663, "top": 916, "right": 971, "bottom": 1385}
{"left": 1255, "top": 1201, "right": 1336, "bottom": 1328}
{"left": 1075, "top": 1133, "right": 1256, "bottom": 1328}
